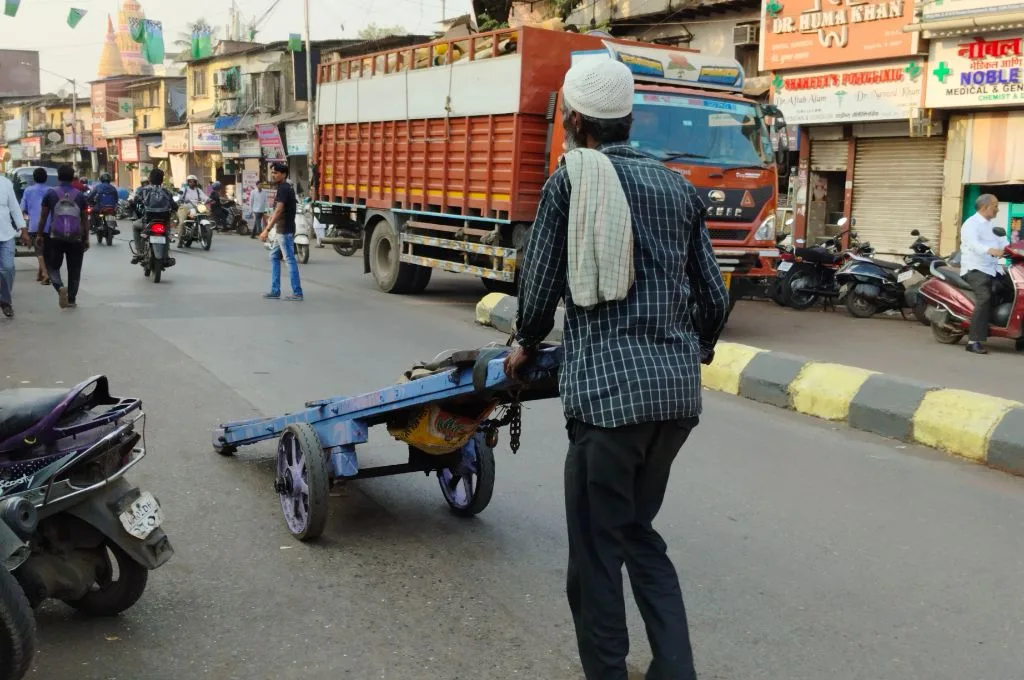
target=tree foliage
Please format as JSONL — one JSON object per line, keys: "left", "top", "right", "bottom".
{"left": 357, "top": 23, "right": 408, "bottom": 40}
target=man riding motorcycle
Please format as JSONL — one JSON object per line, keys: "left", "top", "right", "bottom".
{"left": 87, "top": 173, "right": 120, "bottom": 231}
{"left": 177, "top": 175, "right": 208, "bottom": 239}
{"left": 131, "top": 168, "right": 175, "bottom": 264}
{"left": 207, "top": 181, "right": 229, "bottom": 228}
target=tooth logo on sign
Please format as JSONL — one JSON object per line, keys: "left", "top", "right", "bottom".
{"left": 740, "top": 191, "right": 755, "bottom": 208}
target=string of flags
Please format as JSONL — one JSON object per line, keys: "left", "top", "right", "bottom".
{"left": 191, "top": 29, "right": 213, "bottom": 60}
{"left": 67, "top": 7, "right": 86, "bottom": 28}
{"left": 4, "top": 0, "right": 19, "bottom": 18}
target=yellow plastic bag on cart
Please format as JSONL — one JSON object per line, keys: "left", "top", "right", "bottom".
{"left": 388, "top": 402, "right": 496, "bottom": 455}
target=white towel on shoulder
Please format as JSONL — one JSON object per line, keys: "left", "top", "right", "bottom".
{"left": 563, "top": 148, "right": 634, "bottom": 309}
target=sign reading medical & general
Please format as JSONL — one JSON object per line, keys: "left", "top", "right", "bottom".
{"left": 926, "top": 32, "right": 1024, "bottom": 108}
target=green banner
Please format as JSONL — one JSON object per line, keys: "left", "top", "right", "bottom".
{"left": 191, "top": 30, "right": 212, "bottom": 60}
{"left": 288, "top": 33, "right": 302, "bottom": 52}
{"left": 4, "top": 0, "right": 20, "bottom": 18}
{"left": 142, "top": 20, "right": 164, "bottom": 65}
{"left": 67, "top": 8, "right": 87, "bottom": 28}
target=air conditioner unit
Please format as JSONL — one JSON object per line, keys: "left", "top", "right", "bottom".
{"left": 733, "top": 23, "right": 760, "bottom": 46}
{"left": 213, "top": 71, "right": 228, "bottom": 87}
{"left": 221, "top": 100, "right": 238, "bottom": 115}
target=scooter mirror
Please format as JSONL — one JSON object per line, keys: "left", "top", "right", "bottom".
{"left": 785, "top": 218, "right": 794, "bottom": 227}
{"left": 837, "top": 217, "right": 848, "bottom": 228}
{"left": 850, "top": 230, "right": 859, "bottom": 239}
{"left": 911, "top": 229, "right": 920, "bottom": 236}
{"left": 993, "top": 226, "right": 1008, "bottom": 237}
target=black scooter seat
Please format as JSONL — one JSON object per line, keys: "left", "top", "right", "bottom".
{"left": 0, "top": 388, "right": 72, "bottom": 441}
{"left": 935, "top": 265, "right": 975, "bottom": 292}
{"left": 795, "top": 247, "right": 841, "bottom": 265}
{"left": 868, "top": 258, "right": 903, "bottom": 270}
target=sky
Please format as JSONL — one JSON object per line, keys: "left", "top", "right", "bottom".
{"left": 0, "top": 0, "right": 473, "bottom": 95}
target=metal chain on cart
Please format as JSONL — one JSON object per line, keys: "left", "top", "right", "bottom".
{"left": 482, "top": 399, "right": 523, "bottom": 454}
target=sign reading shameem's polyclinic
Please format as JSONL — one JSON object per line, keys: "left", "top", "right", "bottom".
{"left": 926, "top": 32, "right": 1024, "bottom": 108}
{"left": 771, "top": 60, "right": 924, "bottom": 124}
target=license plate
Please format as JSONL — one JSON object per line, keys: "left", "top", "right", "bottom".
{"left": 118, "top": 491, "right": 163, "bottom": 540}
{"left": 149, "top": 236, "right": 166, "bottom": 244}
{"left": 897, "top": 269, "right": 914, "bottom": 283}
{"left": 777, "top": 261, "right": 793, "bottom": 272}
{"left": 721, "top": 272, "right": 732, "bottom": 290}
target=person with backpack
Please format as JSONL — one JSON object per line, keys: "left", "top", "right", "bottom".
{"left": 131, "top": 168, "right": 175, "bottom": 264}
{"left": 35, "top": 164, "right": 89, "bottom": 309}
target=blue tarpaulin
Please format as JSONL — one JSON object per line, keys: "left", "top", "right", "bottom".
{"left": 214, "top": 116, "right": 242, "bottom": 131}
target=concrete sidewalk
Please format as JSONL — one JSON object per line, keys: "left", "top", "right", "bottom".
{"left": 476, "top": 293, "right": 1024, "bottom": 476}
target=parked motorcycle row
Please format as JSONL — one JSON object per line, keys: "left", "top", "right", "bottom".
{"left": 773, "top": 218, "right": 1024, "bottom": 350}
{"left": 0, "top": 377, "right": 172, "bottom": 678}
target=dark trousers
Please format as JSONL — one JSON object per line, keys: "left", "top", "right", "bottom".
{"left": 964, "top": 270, "right": 995, "bottom": 343}
{"left": 565, "top": 417, "right": 700, "bottom": 680}
{"left": 43, "top": 238, "right": 84, "bottom": 303}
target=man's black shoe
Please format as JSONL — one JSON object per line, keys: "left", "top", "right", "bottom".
{"left": 130, "top": 256, "right": 141, "bottom": 265}
{"left": 966, "top": 342, "right": 988, "bottom": 355}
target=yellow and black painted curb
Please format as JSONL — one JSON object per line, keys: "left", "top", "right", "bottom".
{"left": 476, "top": 294, "right": 1024, "bottom": 474}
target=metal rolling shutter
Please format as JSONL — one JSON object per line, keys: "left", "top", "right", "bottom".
{"left": 851, "top": 137, "right": 945, "bottom": 260}
{"left": 810, "top": 140, "right": 849, "bottom": 171}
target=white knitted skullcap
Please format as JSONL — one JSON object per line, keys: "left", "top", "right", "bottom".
{"left": 563, "top": 58, "right": 635, "bottom": 120}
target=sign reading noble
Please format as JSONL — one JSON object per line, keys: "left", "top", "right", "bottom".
{"left": 772, "top": 60, "right": 924, "bottom": 124}
{"left": 760, "top": 0, "right": 918, "bottom": 71}
{"left": 926, "top": 32, "right": 1024, "bottom": 108}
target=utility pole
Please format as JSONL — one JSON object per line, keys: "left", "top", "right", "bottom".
{"left": 70, "top": 78, "right": 78, "bottom": 148}
{"left": 303, "top": 0, "right": 317, "bottom": 197}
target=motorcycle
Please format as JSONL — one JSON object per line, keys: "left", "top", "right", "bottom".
{"left": 920, "top": 227, "right": 1024, "bottom": 349}
{"left": 131, "top": 218, "right": 176, "bottom": 283}
{"left": 773, "top": 217, "right": 874, "bottom": 310}
{"left": 88, "top": 205, "right": 120, "bottom": 247}
{"left": 115, "top": 199, "right": 134, "bottom": 221}
{"left": 314, "top": 202, "right": 361, "bottom": 257}
{"left": 208, "top": 198, "right": 248, "bottom": 234}
{"left": 0, "top": 376, "right": 173, "bottom": 678}
{"left": 835, "top": 229, "right": 941, "bottom": 320}
{"left": 177, "top": 202, "right": 214, "bottom": 251}
{"left": 264, "top": 200, "right": 313, "bottom": 264}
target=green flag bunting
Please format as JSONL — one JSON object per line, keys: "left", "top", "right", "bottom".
{"left": 4, "top": 0, "right": 20, "bottom": 18}
{"left": 67, "top": 8, "right": 86, "bottom": 28}
{"left": 142, "top": 20, "right": 164, "bottom": 65}
{"left": 129, "top": 16, "right": 145, "bottom": 43}
{"left": 191, "top": 30, "right": 212, "bottom": 60}
{"left": 288, "top": 33, "right": 302, "bottom": 52}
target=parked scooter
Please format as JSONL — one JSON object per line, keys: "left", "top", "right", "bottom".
{"left": 835, "top": 228, "right": 941, "bottom": 319}
{"left": 131, "top": 218, "right": 176, "bottom": 283}
{"left": 773, "top": 217, "right": 873, "bottom": 309}
{"left": 177, "top": 202, "right": 214, "bottom": 251}
{"left": 0, "top": 376, "right": 173, "bottom": 678}
{"left": 88, "top": 205, "right": 120, "bottom": 247}
{"left": 264, "top": 199, "right": 313, "bottom": 264}
{"left": 920, "top": 227, "right": 1024, "bottom": 349}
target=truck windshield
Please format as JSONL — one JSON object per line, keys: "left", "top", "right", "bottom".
{"left": 630, "top": 92, "right": 771, "bottom": 168}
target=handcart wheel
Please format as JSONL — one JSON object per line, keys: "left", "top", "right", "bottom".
{"left": 213, "top": 440, "right": 237, "bottom": 457}
{"left": 276, "top": 424, "right": 330, "bottom": 541}
{"left": 438, "top": 433, "right": 495, "bottom": 518}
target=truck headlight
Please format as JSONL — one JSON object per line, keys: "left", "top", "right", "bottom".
{"left": 754, "top": 214, "right": 776, "bottom": 242}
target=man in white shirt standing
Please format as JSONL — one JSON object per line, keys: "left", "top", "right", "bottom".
{"left": 249, "top": 183, "right": 269, "bottom": 240}
{"left": 0, "top": 174, "right": 29, "bottom": 319}
{"left": 960, "top": 193, "right": 1007, "bottom": 355}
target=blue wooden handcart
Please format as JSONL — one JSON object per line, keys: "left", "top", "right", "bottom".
{"left": 212, "top": 346, "right": 561, "bottom": 541}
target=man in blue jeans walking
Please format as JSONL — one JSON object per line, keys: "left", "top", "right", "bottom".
{"left": 258, "top": 162, "right": 303, "bottom": 301}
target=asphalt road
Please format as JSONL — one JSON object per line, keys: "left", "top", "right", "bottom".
{"left": 2, "top": 233, "right": 1023, "bottom": 680}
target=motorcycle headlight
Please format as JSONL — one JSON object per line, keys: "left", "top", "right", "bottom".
{"left": 754, "top": 214, "right": 776, "bottom": 242}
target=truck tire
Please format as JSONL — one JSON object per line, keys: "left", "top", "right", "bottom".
{"left": 369, "top": 220, "right": 416, "bottom": 294}
{"left": 410, "top": 266, "right": 432, "bottom": 293}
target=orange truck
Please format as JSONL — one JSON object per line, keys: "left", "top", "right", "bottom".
{"left": 313, "top": 27, "right": 788, "bottom": 308}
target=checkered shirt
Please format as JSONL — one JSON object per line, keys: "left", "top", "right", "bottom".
{"left": 515, "top": 144, "right": 730, "bottom": 428}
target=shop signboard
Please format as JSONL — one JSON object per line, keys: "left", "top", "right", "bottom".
{"left": 162, "top": 128, "right": 190, "bottom": 153}
{"left": 101, "top": 118, "right": 135, "bottom": 139}
{"left": 191, "top": 123, "right": 221, "bottom": 152}
{"left": 760, "top": 0, "right": 918, "bottom": 72}
{"left": 925, "top": 32, "right": 1024, "bottom": 108}
{"left": 121, "top": 138, "right": 139, "bottom": 163}
{"left": 21, "top": 136, "right": 41, "bottom": 160}
{"left": 771, "top": 60, "right": 924, "bottom": 124}
{"left": 256, "top": 124, "right": 286, "bottom": 160}
{"left": 285, "top": 122, "right": 309, "bottom": 156}
{"left": 240, "top": 139, "right": 262, "bottom": 158}
{"left": 921, "top": 0, "right": 1024, "bottom": 21}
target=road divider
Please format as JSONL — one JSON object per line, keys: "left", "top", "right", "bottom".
{"left": 475, "top": 293, "right": 1024, "bottom": 475}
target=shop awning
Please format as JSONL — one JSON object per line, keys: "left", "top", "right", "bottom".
{"left": 215, "top": 114, "right": 256, "bottom": 135}
{"left": 903, "top": 12, "right": 1024, "bottom": 38}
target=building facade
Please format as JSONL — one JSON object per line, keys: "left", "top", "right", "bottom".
{"left": 760, "top": 0, "right": 948, "bottom": 256}
{"left": 909, "top": 0, "right": 1024, "bottom": 244}
{"left": 0, "top": 94, "right": 95, "bottom": 176}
